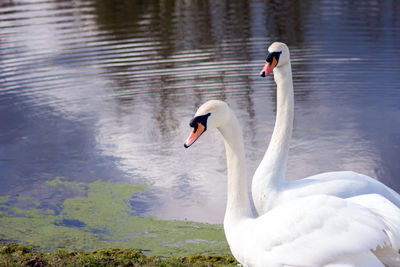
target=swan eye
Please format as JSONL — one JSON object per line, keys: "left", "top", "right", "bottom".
{"left": 189, "top": 113, "right": 211, "bottom": 133}
{"left": 266, "top": 51, "right": 282, "bottom": 64}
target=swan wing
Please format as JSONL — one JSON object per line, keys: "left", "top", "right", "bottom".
{"left": 282, "top": 171, "right": 400, "bottom": 207}
{"left": 240, "top": 195, "right": 390, "bottom": 266}
{"left": 254, "top": 171, "right": 400, "bottom": 216}
{"left": 348, "top": 194, "right": 400, "bottom": 249}
{"left": 347, "top": 194, "right": 400, "bottom": 266}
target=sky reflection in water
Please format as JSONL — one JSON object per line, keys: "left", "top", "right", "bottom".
{"left": 0, "top": 0, "right": 400, "bottom": 223}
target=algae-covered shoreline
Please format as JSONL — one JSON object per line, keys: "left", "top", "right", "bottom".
{"left": 0, "top": 241, "right": 238, "bottom": 267}
{"left": 0, "top": 177, "right": 235, "bottom": 265}
{"left": 0, "top": 242, "right": 238, "bottom": 266}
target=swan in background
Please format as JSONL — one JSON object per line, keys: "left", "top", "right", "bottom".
{"left": 184, "top": 100, "right": 400, "bottom": 266}
{"left": 252, "top": 42, "right": 400, "bottom": 215}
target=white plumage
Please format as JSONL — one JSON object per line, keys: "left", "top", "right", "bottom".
{"left": 229, "top": 195, "right": 391, "bottom": 267}
{"left": 184, "top": 99, "right": 400, "bottom": 266}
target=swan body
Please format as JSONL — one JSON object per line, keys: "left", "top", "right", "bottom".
{"left": 253, "top": 42, "right": 400, "bottom": 215}
{"left": 230, "top": 195, "right": 396, "bottom": 267}
{"left": 184, "top": 100, "right": 400, "bottom": 267}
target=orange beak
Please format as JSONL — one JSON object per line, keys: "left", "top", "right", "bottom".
{"left": 184, "top": 123, "right": 206, "bottom": 148}
{"left": 260, "top": 56, "right": 278, "bottom": 77}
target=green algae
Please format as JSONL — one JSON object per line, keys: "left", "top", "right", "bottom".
{"left": 0, "top": 196, "right": 9, "bottom": 209}
{"left": 46, "top": 176, "right": 86, "bottom": 193}
{"left": 0, "top": 178, "right": 230, "bottom": 257}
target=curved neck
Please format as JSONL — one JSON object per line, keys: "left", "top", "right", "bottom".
{"left": 270, "top": 63, "right": 294, "bottom": 174}
{"left": 218, "top": 111, "right": 253, "bottom": 227}
{"left": 253, "top": 63, "right": 294, "bottom": 205}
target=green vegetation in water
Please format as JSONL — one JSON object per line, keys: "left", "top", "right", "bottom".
{"left": 0, "top": 177, "right": 231, "bottom": 258}
{"left": 0, "top": 242, "right": 238, "bottom": 266}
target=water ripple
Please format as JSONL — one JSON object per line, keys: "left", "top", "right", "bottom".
{"left": 0, "top": 0, "right": 399, "bottom": 224}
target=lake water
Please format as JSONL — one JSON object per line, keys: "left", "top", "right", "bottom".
{"left": 1, "top": 0, "right": 400, "bottom": 224}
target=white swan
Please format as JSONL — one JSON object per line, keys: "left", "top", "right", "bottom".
{"left": 184, "top": 100, "right": 400, "bottom": 267}
{"left": 252, "top": 42, "right": 400, "bottom": 215}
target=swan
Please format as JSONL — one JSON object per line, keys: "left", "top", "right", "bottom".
{"left": 252, "top": 42, "right": 400, "bottom": 215}
{"left": 184, "top": 100, "right": 400, "bottom": 267}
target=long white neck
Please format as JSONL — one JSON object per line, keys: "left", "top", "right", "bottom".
{"left": 252, "top": 62, "right": 294, "bottom": 214}
{"left": 218, "top": 111, "right": 253, "bottom": 230}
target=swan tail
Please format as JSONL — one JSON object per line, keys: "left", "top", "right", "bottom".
{"left": 373, "top": 245, "right": 400, "bottom": 267}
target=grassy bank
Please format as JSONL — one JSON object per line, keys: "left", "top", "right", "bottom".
{"left": 0, "top": 242, "right": 238, "bottom": 266}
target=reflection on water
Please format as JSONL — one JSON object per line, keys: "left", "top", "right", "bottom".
{"left": 1, "top": 0, "right": 400, "bottom": 224}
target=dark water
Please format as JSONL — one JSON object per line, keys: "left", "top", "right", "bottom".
{"left": 1, "top": 0, "right": 400, "bottom": 223}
